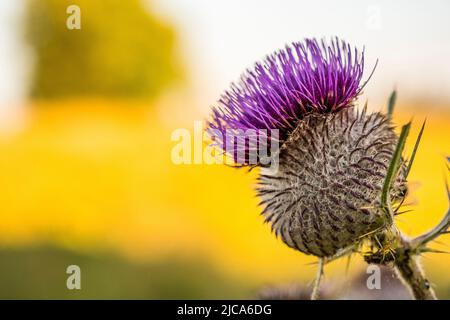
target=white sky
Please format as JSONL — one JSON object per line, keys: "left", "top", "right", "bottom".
{"left": 151, "top": 0, "right": 450, "bottom": 110}
{"left": 0, "top": 0, "right": 28, "bottom": 105}
{"left": 1, "top": 0, "right": 450, "bottom": 113}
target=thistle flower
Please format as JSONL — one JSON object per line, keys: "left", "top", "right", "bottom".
{"left": 207, "top": 37, "right": 406, "bottom": 257}
{"left": 208, "top": 37, "right": 366, "bottom": 164}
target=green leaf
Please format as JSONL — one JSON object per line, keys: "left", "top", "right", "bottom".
{"left": 405, "top": 119, "right": 426, "bottom": 178}
{"left": 381, "top": 122, "right": 411, "bottom": 213}
{"left": 387, "top": 90, "right": 397, "bottom": 119}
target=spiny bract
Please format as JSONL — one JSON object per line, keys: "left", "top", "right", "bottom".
{"left": 257, "top": 108, "right": 406, "bottom": 257}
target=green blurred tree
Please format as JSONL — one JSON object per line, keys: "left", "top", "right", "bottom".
{"left": 25, "top": 0, "right": 182, "bottom": 99}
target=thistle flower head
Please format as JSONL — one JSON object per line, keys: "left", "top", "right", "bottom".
{"left": 208, "top": 37, "right": 367, "bottom": 164}
{"left": 207, "top": 37, "right": 406, "bottom": 258}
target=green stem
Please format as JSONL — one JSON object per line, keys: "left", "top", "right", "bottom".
{"left": 364, "top": 230, "right": 438, "bottom": 300}
{"left": 310, "top": 258, "right": 324, "bottom": 300}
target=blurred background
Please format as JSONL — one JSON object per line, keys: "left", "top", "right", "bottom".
{"left": 0, "top": 0, "right": 449, "bottom": 299}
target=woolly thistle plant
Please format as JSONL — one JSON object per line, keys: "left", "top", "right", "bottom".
{"left": 207, "top": 37, "right": 450, "bottom": 300}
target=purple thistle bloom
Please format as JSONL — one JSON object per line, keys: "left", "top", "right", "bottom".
{"left": 208, "top": 37, "right": 370, "bottom": 165}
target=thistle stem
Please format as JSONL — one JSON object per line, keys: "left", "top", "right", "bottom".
{"left": 311, "top": 258, "right": 324, "bottom": 300}
{"left": 393, "top": 249, "right": 437, "bottom": 300}
{"left": 395, "top": 205, "right": 449, "bottom": 300}
{"left": 364, "top": 233, "right": 438, "bottom": 300}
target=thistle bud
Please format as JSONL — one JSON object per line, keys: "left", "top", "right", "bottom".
{"left": 207, "top": 38, "right": 407, "bottom": 257}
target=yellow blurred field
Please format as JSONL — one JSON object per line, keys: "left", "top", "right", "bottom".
{"left": 0, "top": 100, "right": 448, "bottom": 286}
